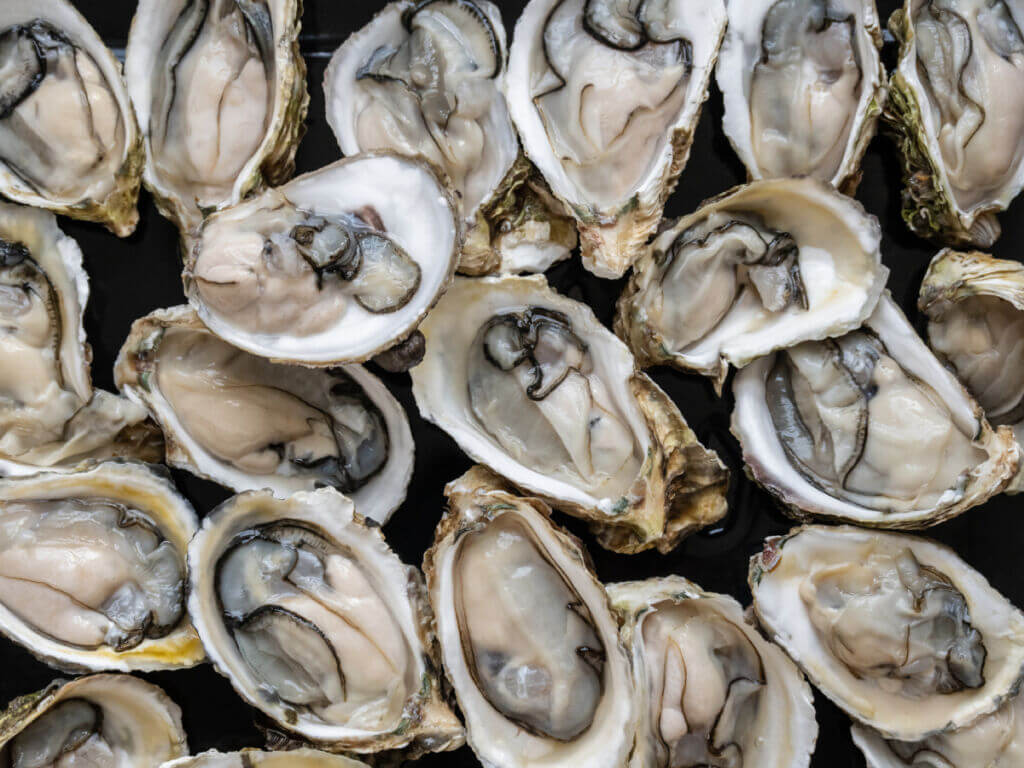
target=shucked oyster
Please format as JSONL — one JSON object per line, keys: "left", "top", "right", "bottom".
{"left": 616, "top": 178, "right": 887, "bottom": 389}
{"left": 0, "top": 461, "right": 203, "bottom": 673}
{"left": 716, "top": 0, "right": 885, "bottom": 190}
{"left": 0, "top": 674, "right": 187, "bottom": 767}
{"left": 0, "top": 0, "right": 142, "bottom": 236}
{"left": 920, "top": 249, "right": 1024, "bottom": 493}
{"left": 125, "top": 0, "right": 308, "bottom": 235}
{"left": 750, "top": 525, "right": 1024, "bottom": 740}
{"left": 0, "top": 203, "right": 161, "bottom": 477}
{"left": 411, "top": 274, "right": 729, "bottom": 554}
{"left": 115, "top": 306, "right": 413, "bottom": 523}
{"left": 505, "top": 0, "right": 728, "bottom": 278}
{"left": 423, "top": 467, "right": 635, "bottom": 768}
{"left": 608, "top": 577, "right": 818, "bottom": 768}
{"left": 184, "top": 153, "right": 460, "bottom": 366}
{"left": 325, "top": 0, "right": 576, "bottom": 275}
{"left": 187, "top": 488, "right": 464, "bottom": 755}
{"left": 165, "top": 750, "right": 369, "bottom": 768}
{"left": 888, "top": 0, "right": 1024, "bottom": 246}
{"left": 732, "top": 294, "right": 1018, "bottom": 528}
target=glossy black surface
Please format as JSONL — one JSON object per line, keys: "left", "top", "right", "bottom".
{"left": 1, "top": 1, "right": 1022, "bottom": 765}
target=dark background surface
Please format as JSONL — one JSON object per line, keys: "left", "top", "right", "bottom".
{"left": 2, "top": 1, "right": 1022, "bottom": 765}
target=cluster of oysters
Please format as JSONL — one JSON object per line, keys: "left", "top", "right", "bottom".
{"left": 0, "top": 0, "right": 1023, "bottom": 766}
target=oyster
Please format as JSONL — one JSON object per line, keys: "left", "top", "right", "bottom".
{"left": 505, "top": 0, "right": 728, "bottom": 277}
{"left": 616, "top": 178, "right": 887, "bottom": 388}
{"left": 0, "top": 0, "right": 142, "bottom": 236}
{"left": 920, "top": 249, "right": 1024, "bottom": 493}
{"left": 731, "top": 293, "right": 1018, "bottom": 527}
{"left": 0, "top": 202, "right": 162, "bottom": 477}
{"left": 115, "top": 306, "right": 413, "bottom": 523}
{"left": 608, "top": 576, "right": 817, "bottom": 768}
{"left": 164, "top": 750, "right": 369, "bottom": 768}
{"left": 325, "top": 0, "right": 577, "bottom": 275}
{"left": 411, "top": 274, "right": 728, "bottom": 554}
{"left": 750, "top": 525, "right": 1024, "bottom": 740}
{"left": 887, "top": 0, "right": 1024, "bottom": 246}
{"left": 0, "top": 460, "right": 203, "bottom": 672}
{"left": 183, "top": 153, "right": 460, "bottom": 366}
{"left": 125, "top": 0, "right": 307, "bottom": 235}
{"left": 187, "top": 488, "right": 464, "bottom": 755}
{"left": 0, "top": 674, "right": 187, "bottom": 767}
{"left": 423, "top": 466, "right": 635, "bottom": 768}
{"left": 716, "top": 0, "right": 885, "bottom": 189}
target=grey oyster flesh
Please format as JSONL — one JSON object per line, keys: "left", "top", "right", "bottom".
{"left": 468, "top": 306, "right": 642, "bottom": 496}
{"left": 193, "top": 190, "right": 421, "bottom": 336}
{"left": 802, "top": 547, "right": 986, "bottom": 697}
{"left": 153, "top": 328, "right": 389, "bottom": 492}
{"left": 928, "top": 294, "right": 1024, "bottom": 425}
{"left": 649, "top": 212, "right": 807, "bottom": 351}
{"left": 0, "top": 20, "right": 127, "bottom": 204}
{"left": 639, "top": 600, "right": 767, "bottom": 767}
{"left": 149, "top": 0, "right": 273, "bottom": 211}
{"left": 0, "top": 498, "right": 185, "bottom": 651}
{"left": 453, "top": 513, "right": 605, "bottom": 740}
{"left": 353, "top": 0, "right": 505, "bottom": 215}
{"left": 0, "top": 698, "right": 114, "bottom": 767}
{"left": 750, "top": 0, "right": 864, "bottom": 181}
{"left": 912, "top": 0, "right": 1024, "bottom": 211}
{"left": 765, "top": 331, "right": 984, "bottom": 511}
{"left": 533, "top": 0, "right": 694, "bottom": 209}
{"left": 0, "top": 241, "right": 154, "bottom": 468}
{"left": 215, "top": 521, "right": 416, "bottom": 730}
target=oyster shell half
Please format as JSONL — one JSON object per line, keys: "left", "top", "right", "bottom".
{"left": 423, "top": 466, "right": 635, "bottom": 768}
{"left": 750, "top": 525, "right": 1024, "bottom": 740}
{"left": 505, "top": 0, "right": 728, "bottom": 278}
{"left": 187, "top": 488, "right": 464, "bottom": 755}
{"left": 163, "top": 750, "right": 370, "bottom": 768}
{"left": 608, "top": 576, "right": 818, "bottom": 768}
{"left": 732, "top": 293, "right": 1018, "bottom": 527}
{"left": 616, "top": 178, "right": 887, "bottom": 389}
{"left": 411, "top": 274, "right": 729, "bottom": 554}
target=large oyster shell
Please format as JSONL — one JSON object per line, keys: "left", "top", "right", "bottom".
{"left": 163, "top": 750, "right": 369, "bottom": 768}
{"left": 411, "top": 273, "right": 729, "bottom": 554}
{"left": 505, "top": 0, "right": 728, "bottom": 278}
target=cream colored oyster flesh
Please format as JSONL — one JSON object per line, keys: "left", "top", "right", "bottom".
{"left": 163, "top": 750, "right": 370, "bottom": 768}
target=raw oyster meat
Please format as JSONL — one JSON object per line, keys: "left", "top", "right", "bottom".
{"left": 0, "top": 461, "right": 203, "bottom": 672}
{"left": 616, "top": 178, "right": 887, "bottom": 388}
{"left": 125, "top": 0, "right": 308, "bottom": 235}
{"left": 0, "top": 0, "right": 142, "bottom": 236}
{"left": 411, "top": 274, "right": 729, "bottom": 554}
{"left": 887, "top": 0, "right": 1024, "bottom": 246}
{"left": 164, "top": 750, "right": 370, "bottom": 768}
{"left": 183, "top": 153, "right": 460, "bottom": 366}
{"left": 505, "top": 0, "right": 728, "bottom": 277}
{"left": 187, "top": 488, "right": 464, "bottom": 755}
{"left": 732, "top": 294, "right": 1018, "bottom": 527}
{"left": 750, "top": 525, "right": 1024, "bottom": 740}
{"left": 423, "top": 466, "right": 635, "bottom": 768}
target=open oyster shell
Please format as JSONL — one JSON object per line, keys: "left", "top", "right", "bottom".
{"left": 608, "top": 576, "right": 818, "bottom": 768}
{"left": 324, "top": 0, "right": 576, "bottom": 275}
{"left": 0, "top": 674, "right": 187, "bottom": 766}
{"left": 115, "top": 305, "right": 413, "bottom": 524}
{"left": 411, "top": 273, "right": 729, "bottom": 554}
{"left": 616, "top": 178, "right": 888, "bottom": 389}
{"left": 920, "top": 249, "right": 1024, "bottom": 493}
{"left": 183, "top": 153, "right": 460, "bottom": 366}
{"left": 0, "top": 0, "right": 143, "bottom": 236}
{"left": 0, "top": 460, "right": 204, "bottom": 673}
{"left": 163, "top": 750, "right": 369, "bottom": 768}
{"left": 887, "top": 0, "right": 1024, "bottom": 247}
{"left": 0, "top": 203, "right": 162, "bottom": 477}
{"left": 505, "top": 0, "right": 728, "bottom": 278}
{"left": 423, "top": 466, "right": 635, "bottom": 768}
{"left": 732, "top": 293, "right": 1018, "bottom": 528}
{"left": 750, "top": 525, "right": 1024, "bottom": 741}
{"left": 187, "top": 488, "right": 464, "bottom": 755}
{"left": 125, "top": 0, "right": 308, "bottom": 236}
{"left": 716, "top": 0, "right": 885, "bottom": 190}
